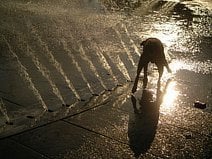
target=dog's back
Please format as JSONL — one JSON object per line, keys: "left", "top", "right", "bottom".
{"left": 140, "top": 38, "right": 166, "bottom": 65}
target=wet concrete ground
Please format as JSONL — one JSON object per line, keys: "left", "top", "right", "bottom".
{"left": 0, "top": 82, "right": 211, "bottom": 158}
{"left": 0, "top": 0, "right": 212, "bottom": 158}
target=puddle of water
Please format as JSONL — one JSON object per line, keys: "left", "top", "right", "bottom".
{"left": 170, "top": 59, "right": 212, "bottom": 74}
{"left": 160, "top": 81, "right": 179, "bottom": 115}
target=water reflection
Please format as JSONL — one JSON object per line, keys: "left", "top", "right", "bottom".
{"left": 160, "top": 81, "right": 178, "bottom": 115}
{"left": 169, "top": 59, "right": 212, "bottom": 74}
{"left": 148, "top": 22, "right": 180, "bottom": 48}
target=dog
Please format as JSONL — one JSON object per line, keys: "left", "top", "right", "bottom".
{"left": 132, "top": 38, "right": 171, "bottom": 93}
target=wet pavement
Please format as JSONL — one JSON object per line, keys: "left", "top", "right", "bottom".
{"left": 0, "top": 82, "right": 212, "bottom": 158}
{"left": 0, "top": 0, "right": 212, "bottom": 158}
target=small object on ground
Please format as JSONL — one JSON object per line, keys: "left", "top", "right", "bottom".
{"left": 62, "top": 104, "right": 70, "bottom": 107}
{"left": 26, "top": 115, "right": 35, "bottom": 119}
{"left": 80, "top": 98, "right": 86, "bottom": 102}
{"left": 185, "top": 133, "right": 193, "bottom": 139}
{"left": 92, "top": 93, "right": 99, "bottom": 96}
{"left": 48, "top": 109, "right": 54, "bottom": 112}
{"left": 127, "top": 79, "right": 133, "bottom": 82}
{"left": 194, "top": 101, "right": 206, "bottom": 109}
{"left": 6, "top": 121, "right": 13, "bottom": 125}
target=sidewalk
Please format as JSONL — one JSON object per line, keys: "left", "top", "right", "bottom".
{"left": 0, "top": 81, "right": 211, "bottom": 159}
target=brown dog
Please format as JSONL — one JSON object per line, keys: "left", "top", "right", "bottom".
{"left": 132, "top": 38, "right": 171, "bottom": 93}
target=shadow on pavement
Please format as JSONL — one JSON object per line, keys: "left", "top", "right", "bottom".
{"left": 128, "top": 80, "right": 170, "bottom": 158}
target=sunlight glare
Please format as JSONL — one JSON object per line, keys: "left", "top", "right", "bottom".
{"left": 149, "top": 23, "right": 179, "bottom": 48}
{"left": 161, "top": 81, "right": 178, "bottom": 114}
{"left": 169, "top": 60, "right": 188, "bottom": 73}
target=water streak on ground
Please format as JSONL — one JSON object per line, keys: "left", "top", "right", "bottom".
{"left": 5, "top": 24, "right": 65, "bottom": 104}
{"left": 91, "top": 42, "right": 119, "bottom": 84}
{"left": 113, "top": 55, "right": 131, "bottom": 81}
{"left": 3, "top": 36, "right": 48, "bottom": 110}
{"left": 114, "top": 28, "right": 135, "bottom": 66}
{"left": 24, "top": 42, "right": 66, "bottom": 105}
{"left": 29, "top": 24, "right": 81, "bottom": 100}
{"left": 160, "top": 1, "right": 177, "bottom": 14}
{"left": 61, "top": 39, "right": 95, "bottom": 95}
{"left": 78, "top": 43, "right": 108, "bottom": 90}
{"left": 49, "top": 19, "right": 95, "bottom": 95}
{"left": 121, "top": 24, "right": 140, "bottom": 56}
{"left": 0, "top": 98, "right": 11, "bottom": 124}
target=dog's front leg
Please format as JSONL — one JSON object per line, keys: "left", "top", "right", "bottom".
{"left": 132, "top": 55, "right": 147, "bottom": 93}
{"left": 132, "top": 74, "right": 139, "bottom": 93}
{"left": 132, "top": 64, "right": 143, "bottom": 93}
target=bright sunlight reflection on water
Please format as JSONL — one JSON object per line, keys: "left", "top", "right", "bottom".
{"left": 169, "top": 59, "right": 212, "bottom": 74}
{"left": 149, "top": 22, "right": 180, "bottom": 48}
{"left": 161, "top": 81, "right": 179, "bottom": 115}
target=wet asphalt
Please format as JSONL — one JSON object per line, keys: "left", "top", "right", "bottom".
{"left": 0, "top": 0, "right": 212, "bottom": 158}
{"left": 0, "top": 82, "right": 212, "bottom": 158}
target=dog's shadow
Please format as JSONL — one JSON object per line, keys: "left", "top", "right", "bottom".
{"left": 128, "top": 80, "right": 170, "bottom": 158}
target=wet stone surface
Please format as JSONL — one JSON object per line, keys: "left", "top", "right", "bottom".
{"left": 0, "top": 0, "right": 212, "bottom": 158}
{"left": 0, "top": 138, "right": 48, "bottom": 159}
{"left": 64, "top": 82, "right": 212, "bottom": 158}
{"left": 0, "top": 82, "right": 210, "bottom": 158}
{"left": 11, "top": 121, "right": 136, "bottom": 159}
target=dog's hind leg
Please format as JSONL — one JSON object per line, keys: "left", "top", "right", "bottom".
{"left": 143, "top": 64, "right": 148, "bottom": 88}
